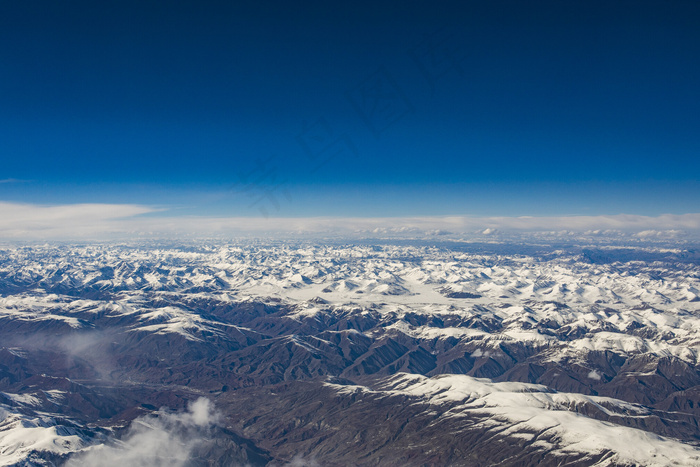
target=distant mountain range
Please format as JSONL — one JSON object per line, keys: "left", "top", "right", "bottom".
{"left": 1, "top": 241, "right": 700, "bottom": 466}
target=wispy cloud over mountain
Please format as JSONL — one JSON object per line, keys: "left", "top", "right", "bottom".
{"left": 66, "top": 398, "right": 219, "bottom": 467}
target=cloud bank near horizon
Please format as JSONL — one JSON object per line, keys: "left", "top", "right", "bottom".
{"left": 0, "top": 201, "right": 699, "bottom": 241}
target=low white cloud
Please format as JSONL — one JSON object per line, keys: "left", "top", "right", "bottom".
{"left": 634, "top": 229, "right": 683, "bottom": 238}
{"left": 0, "top": 201, "right": 699, "bottom": 240}
{"left": 66, "top": 398, "right": 219, "bottom": 467}
{"left": 284, "top": 454, "right": 321, "bottom": 466}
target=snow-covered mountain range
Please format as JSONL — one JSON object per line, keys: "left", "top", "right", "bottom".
{"left": 1, "top": 240, "right": 700, "bottom": 465}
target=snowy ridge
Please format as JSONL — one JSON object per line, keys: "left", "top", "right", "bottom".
{"left": 0, "top": 403, "right": 97, "bottom": 466}
{"left": 364, "top": 373, "right": 700, "bottom": 466}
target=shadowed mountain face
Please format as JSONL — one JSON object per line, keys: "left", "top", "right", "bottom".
{"left": 1, "top": 242, "right": 700, "bottom": 465}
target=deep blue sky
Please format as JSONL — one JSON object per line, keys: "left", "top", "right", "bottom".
{"left": 1, "top": 1, "right": 699, "bottom": 217}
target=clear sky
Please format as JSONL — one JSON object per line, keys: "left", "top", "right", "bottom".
{"left": 1, "top": 1, "right": 699, "bottom": 219}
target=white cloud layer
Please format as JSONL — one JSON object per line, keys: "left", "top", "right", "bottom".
{"left": 0, "top": 202, "right": 156, "bottom": 239}
{"left": 0, "top": 202, "right": 699, "bottom": 240}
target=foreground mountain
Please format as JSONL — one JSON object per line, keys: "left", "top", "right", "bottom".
{"left": 1, "top": 240, "right": 700, "bottom": 465}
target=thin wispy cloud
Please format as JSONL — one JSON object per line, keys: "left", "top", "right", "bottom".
{"left": 0, "top": 178, "right": 30, "bottom": 184}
